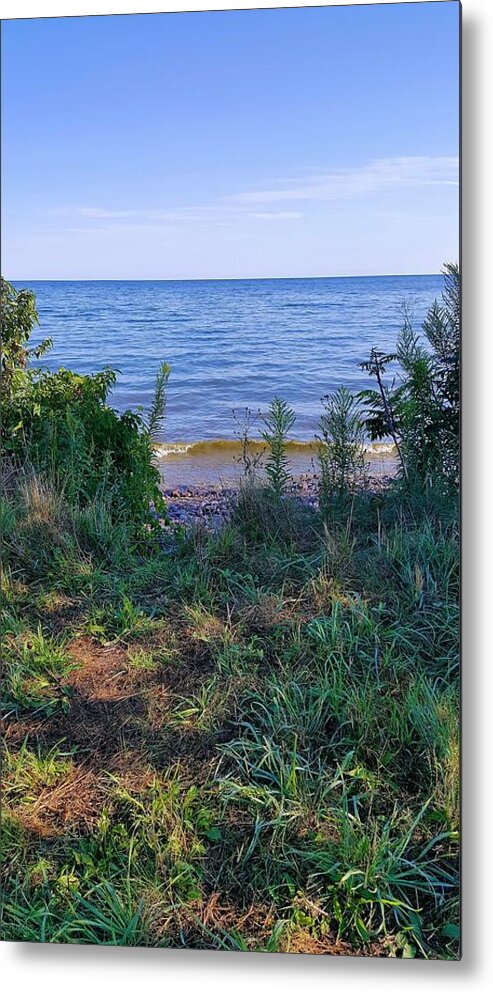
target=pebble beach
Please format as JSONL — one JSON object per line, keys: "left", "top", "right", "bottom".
{"left": 161, "top": 470, "right": 396, "bottom": 529}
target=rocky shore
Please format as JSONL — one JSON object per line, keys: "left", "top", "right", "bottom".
{"left": 160, "top": 470, "right": 395, "bottom": 529}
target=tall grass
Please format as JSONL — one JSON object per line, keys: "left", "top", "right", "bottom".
{"left": 1, "top": 460, "right": 459, "bottom": 956}
{"left": 0, "top": 274, "right": 459, "bottom": 957}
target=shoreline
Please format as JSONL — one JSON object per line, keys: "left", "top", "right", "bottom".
{"left": 155, "top": 440, "right": 397, "bottom": 492}
{"left": 161, "top": 468, "right": 396, "bottom": 528}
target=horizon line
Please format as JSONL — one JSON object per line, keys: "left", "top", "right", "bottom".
{"left": 9, "top": 271, "right": 445, "bottom": 283}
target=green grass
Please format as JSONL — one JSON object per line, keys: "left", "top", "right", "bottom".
{"left": 0, "top": 471, "right": 459, "bottom": 957}
{"left": 1, "top": 626, "right": 76, "bottom": 718}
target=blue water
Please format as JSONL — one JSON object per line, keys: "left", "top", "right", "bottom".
{"left": 18, "top": 275, "right": 443, "bottom": 443}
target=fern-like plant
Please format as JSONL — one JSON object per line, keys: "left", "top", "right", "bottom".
{"left": 145, "top": 362, "right": 171, "bottom": 440}
{"left": 317, "top": 386, "right": 365, "bottom": 509}
{"left": 261, "top": 397, "right": 295, "bottom": 499}
{"left": 358, "top": 263, "right": 460, "bottom": 487}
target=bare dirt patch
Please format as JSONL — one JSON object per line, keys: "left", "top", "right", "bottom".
{"left": 286, "top": 929, "right": 380, "bottom": 955}
{"left": 66, "top": 637, "right": 148, "bottom": 703}
{"left": 9, "top": 765, "right": 106, "bottom": 839}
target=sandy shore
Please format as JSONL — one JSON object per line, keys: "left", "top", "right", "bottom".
{"left": 155, "top": 441, "right": 397, "bottom": 491}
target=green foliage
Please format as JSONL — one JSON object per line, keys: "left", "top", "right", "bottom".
{"left": 0, "top": 277, "right": 52, "bottom": 396}
{"left": 1, "top": 477, "right": 459, "bottom": 956}
{"left": 0, "top": 268, "right": 459, "bottom": 959}
{"left": 317, "top": 386, "right": 366, "bottom": 508}
{"left": 1, "top": 880, "right": 148, "bottom": 946}
{"left": 417, "top": 262, "right": 460, "bottom": 476}
{"left": 359, "top": 263, "right": 460, "bottom": 487}
{"left": 144, "top": 361, "right": 171, "bottom": 439}
{"left": 1, "top": 278, "right": 170, "bottom": 532}
{"left": 1, "top": 626, "right": 75, "bottom": 718}
{"left": 2, "top": 365, "right": 164, "bottom": 527}
{"left": 261, "top": 397, "right": 296, "bottom": 499}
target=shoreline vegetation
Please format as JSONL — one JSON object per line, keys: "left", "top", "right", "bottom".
{"left": 0, "top": 268, "right": 459, "bottom": 957}
{"left": 161, "top": 469, "right": 396, "bottom": 529}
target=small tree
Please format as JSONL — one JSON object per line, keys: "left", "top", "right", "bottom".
{"left": 317, "top": 386, "right": 365, "bottom": 509}
{"left": 1, "top": 277, "right": 52, "bottom": 396}
{"left": 420, "top": 262, "right": 460, "bottom": 479}
{"left": 359, "top": 347, "right": 407, "bottom": 479}
{"left": 261, "top": 397, "right": 295, "bottom": 499}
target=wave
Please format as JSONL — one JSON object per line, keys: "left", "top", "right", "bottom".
{"left": 153, "top": 439, "right": 396, "bottom": 459}
{"left": 154, "top": 439, "right": 315, "bottom": 459}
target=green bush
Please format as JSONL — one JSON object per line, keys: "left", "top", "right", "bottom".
{"left": 317, "top": 386, "right": 366, "bottom": 510}
{"left": 0, "top": 277, "right": 52, "bottom": 396}
{"left": 261, "top": 397, "right": 296, "bottom": 500}
{"left": 1, "top": 278, "right": 169, "bottom": 531}
{"left": 359, "top": 263, "right": 460, "bottom": 488}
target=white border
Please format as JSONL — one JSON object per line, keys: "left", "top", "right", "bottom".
{"left": 2, "top": 0, "right": 460, "bottom": 16}
{"left": 1, "top": 1, "right": 492, "bottom": 988}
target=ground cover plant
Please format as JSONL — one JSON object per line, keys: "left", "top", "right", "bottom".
{"left": 0, "top": 273, "right": 460, "bottom": 957}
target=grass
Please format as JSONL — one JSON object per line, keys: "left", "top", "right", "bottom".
{"left": 0, "top": 469, "right": 459, "bottom": 957}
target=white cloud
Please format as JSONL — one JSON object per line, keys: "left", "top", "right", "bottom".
{"left": 227, "top": 156, "right": 459, "bottom": 205}
{"left": 45, "top": 156, "right": 457, "bottom": 234}
{"left": 53, "top": 205, "right": 303, "bottom": 226}
{"left": 250, "top": 211, "right": 303, "bottom": 221}
{"left": 76, "top": 207, "right": 137, "bottom": 219}
{"left": 74, "top": 206, "right": 204, "bottom": 222}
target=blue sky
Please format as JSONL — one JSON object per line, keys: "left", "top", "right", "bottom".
{"left": 2, "top": 2, "right": 460, "bottom": 279}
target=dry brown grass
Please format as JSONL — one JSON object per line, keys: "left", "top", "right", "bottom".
{"left": 7, "top": 764, "right": 106, "bottom": 839}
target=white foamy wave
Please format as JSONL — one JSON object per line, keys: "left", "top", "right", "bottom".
{"left": 364, "top": 442, "right": 396, "bottom": 455}
{"left": 153, "top": 442, "right": 195, "bottom": 458}
{"left": 154, "top": 438, "right": 397, "bottom": 461}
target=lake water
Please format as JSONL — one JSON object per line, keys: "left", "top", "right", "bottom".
{"left": 18, "top": 275, "right": 443, "bottom": 485}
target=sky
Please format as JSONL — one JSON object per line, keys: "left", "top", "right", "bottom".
{"left": 1, "top": 2, "right": 460, "bottom": 279}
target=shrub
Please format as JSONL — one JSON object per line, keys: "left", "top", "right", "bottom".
{"left": 261, "top": 397, "right": 295, "bottom": 499}
{"left": 1, "top": 278, "right": 170, "bottom": 531}
{"left": 0, "top": 277, "right": 52, "bottom": 397}
{"left": 317, "top": 386, "right": 365, "bottom": 509}
{"left": 2, "top": 365, "right": 165, "bottom": 526}
{"left": 359, "top": 263, "right": 460, "bottom": 488}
